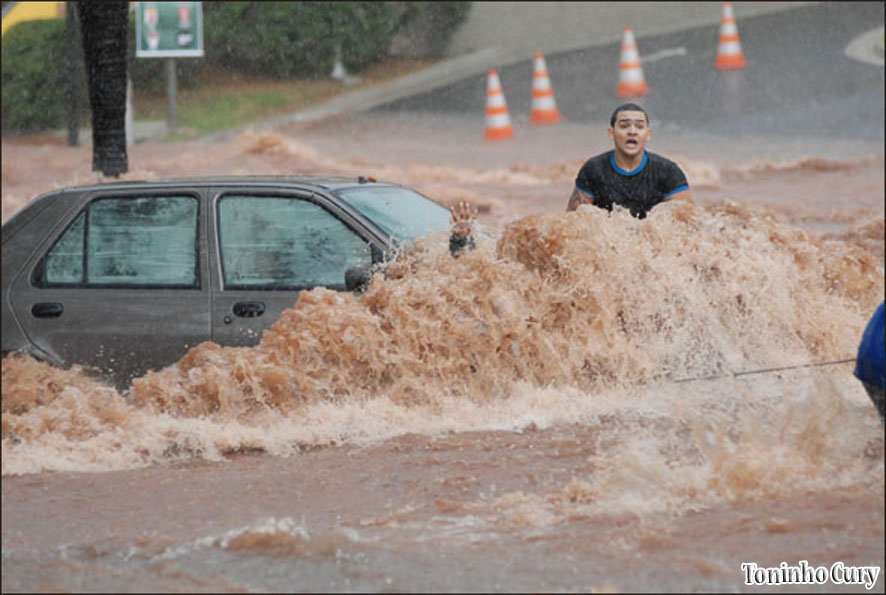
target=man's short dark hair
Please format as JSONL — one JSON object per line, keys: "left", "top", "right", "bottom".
{"left": 610, "top": 103, "right": 649, "bottom": 127}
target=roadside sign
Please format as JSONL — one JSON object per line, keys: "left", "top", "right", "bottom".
{"left": 135, "top": 2, "right": 203, "bottom": 58}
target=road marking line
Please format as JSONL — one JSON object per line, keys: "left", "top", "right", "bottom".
{"left": 844, "top": 26, "right": 885, "bottom": 66}
{"left": 642, "top": 47, "right": 688, "bottom": 64}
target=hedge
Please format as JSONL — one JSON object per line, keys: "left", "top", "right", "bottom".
{"left": 2, "top": 2, "right": 471, "bottom": 134}
{"left": 1, "top": 19, "right": 89, "bottom": 134}
{"left": 199, "top": 2, "right": 470, "bottom": 79}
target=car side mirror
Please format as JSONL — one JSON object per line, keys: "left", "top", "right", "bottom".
{"left": 345, "top": 266, "right": 372, "bottom": 293}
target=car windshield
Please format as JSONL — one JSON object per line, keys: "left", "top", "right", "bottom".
{"left": 334, "top": 186, "right": 451, "bottom": 242}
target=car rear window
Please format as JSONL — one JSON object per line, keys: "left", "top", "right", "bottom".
{"left": 40, "top": 195, "right": 199, "bottom": 287}
{"left": 334, "top": 186, "right": 450, "bottom": 242}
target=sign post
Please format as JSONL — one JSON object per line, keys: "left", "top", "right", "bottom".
{"left": 135, "top": 2, "right": 204, "bottom": 130}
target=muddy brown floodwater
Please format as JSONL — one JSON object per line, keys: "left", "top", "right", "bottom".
{"left": 2, "top": 111, "right": 884, "bottom": 592}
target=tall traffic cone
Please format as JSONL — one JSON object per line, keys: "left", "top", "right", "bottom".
{"left": 616, "top": 27, "right": 649, "bottom": 97}
{"left": 715, "top": 2, "right": 747, "bottom": 69}
{"left": 529, "top": 53, "right": 562, "bottom": 125}
{"left": 484, "top": 69, "right": 514, "bottom": 140}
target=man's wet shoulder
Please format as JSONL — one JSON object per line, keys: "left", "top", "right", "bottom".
{"left": 580, "top": 151, "right": 614, "bottom": 172}
{"left": 646, "top": 151, "right": 682, "bottom": 169}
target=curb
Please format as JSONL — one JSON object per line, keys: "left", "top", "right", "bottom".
{"left": 197, "top": 46, "right": 510, "bottom": 143}
{"left": 42, "top": 120, "right": 169, "bottom": 145}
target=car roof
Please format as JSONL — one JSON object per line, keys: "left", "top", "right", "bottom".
{"left": 1, "top": 175, "right": 401, "bottom": 238}
{"left": 49, "top": 174, "right": 392, "bottom": 193}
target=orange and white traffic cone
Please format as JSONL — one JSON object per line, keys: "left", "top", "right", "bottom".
{"left": 714, "top": 1, "right": 747, "bottom": 69}
{"left": 616, "top": 27, "right": 649, "bottom": 97}
{"left": 484, "top": 69, "right": 514, "bottom": 140}
{"left": 529, "top": 53, "right": 562, "bottom": 125}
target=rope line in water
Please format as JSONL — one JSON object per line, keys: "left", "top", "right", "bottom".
{"left": 674, "top": 358, "right": 856, "bottom": 384}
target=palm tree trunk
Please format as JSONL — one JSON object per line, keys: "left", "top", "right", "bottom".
{"left": 66, "top": 2, "right": 82, "bottom": 147}
{"left": 77, "top": 0, "right": 128, "bottom": 177}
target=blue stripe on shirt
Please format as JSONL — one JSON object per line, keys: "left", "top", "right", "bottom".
{"left": 663, "top": 184, "right": 689, "bottom": 198}
{"left": 576, "top": 184, "right": 594, "bottom": 197}
{"left": 609, "top": 150, "right": 648, "bottom": 176}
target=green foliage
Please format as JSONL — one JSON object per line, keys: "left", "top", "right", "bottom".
{"left": 202, "top": 2, "right": 394, "bottom": 78}
{"left": 1, "top": 19, "right": 88, "bottom": 134}
{"left": 205, "top": 2, "right": 330, "bottom": 78}
{"left": 200, "top": 1, "right": 470, "bottom": 78}
{"left": 396, "top": 2, "right": 472, "bottom": 57}
{"left": 335, "top": 3, "right": 402, "bottom": 73}
{"left": 2, "top": 2, "right": 472, "bottom": 133}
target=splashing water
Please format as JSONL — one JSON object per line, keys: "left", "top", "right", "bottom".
{"left": 3, "top": 198, "right": 881, "bottom": 494}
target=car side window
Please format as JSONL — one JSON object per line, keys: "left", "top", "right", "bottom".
{"left": 218, "top": 195, "right": 371, "bottom": 289}
{"left": 41, "top": 196, "right": 199, "bottom": 287}
{"left": 45, "top": 211, "right": 85, "bottom": 283}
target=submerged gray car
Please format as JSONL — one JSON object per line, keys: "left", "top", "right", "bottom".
{"left": 1, "top": 176, "right": 452, "bottom": 389}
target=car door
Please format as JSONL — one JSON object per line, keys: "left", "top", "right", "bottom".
{"left": 209, "top": 188, "right": 379, "bottom": 347}
{"left": 7, "top": 188, "right": 211, "bottom": 389}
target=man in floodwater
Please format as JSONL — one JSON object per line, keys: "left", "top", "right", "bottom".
{"left": 567, "top": 103, "right": 692, "bottom": 217}
{"left": 855, "top": 301, "right": 885, "bottom": 422}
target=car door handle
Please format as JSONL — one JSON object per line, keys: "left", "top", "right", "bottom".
{"left": 31, "top": 302, "right": 64, "bottom": 318}
{"left": 233, "top": 301, "right": 265, "bottom": 318}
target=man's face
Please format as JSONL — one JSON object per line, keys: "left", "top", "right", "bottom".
{"left": 608, "top": 110, "right": 651, "bottom": 158}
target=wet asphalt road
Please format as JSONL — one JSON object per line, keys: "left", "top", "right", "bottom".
{"left": 376, "top": 2, "right": 884, "bottom": 141}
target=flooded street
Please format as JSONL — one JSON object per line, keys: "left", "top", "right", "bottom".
{"left": 2, "top": 2, "right": 884, "bottom": 590}
{"left": 3, "top": 110, "right": 884, "bottom": 590}
{"left": 2, "top": 415, "right": 883, "bottom": 592}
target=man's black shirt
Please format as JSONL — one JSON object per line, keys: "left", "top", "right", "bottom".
{"left": 575, "top": 150, "right": 689, "bottom": 218}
